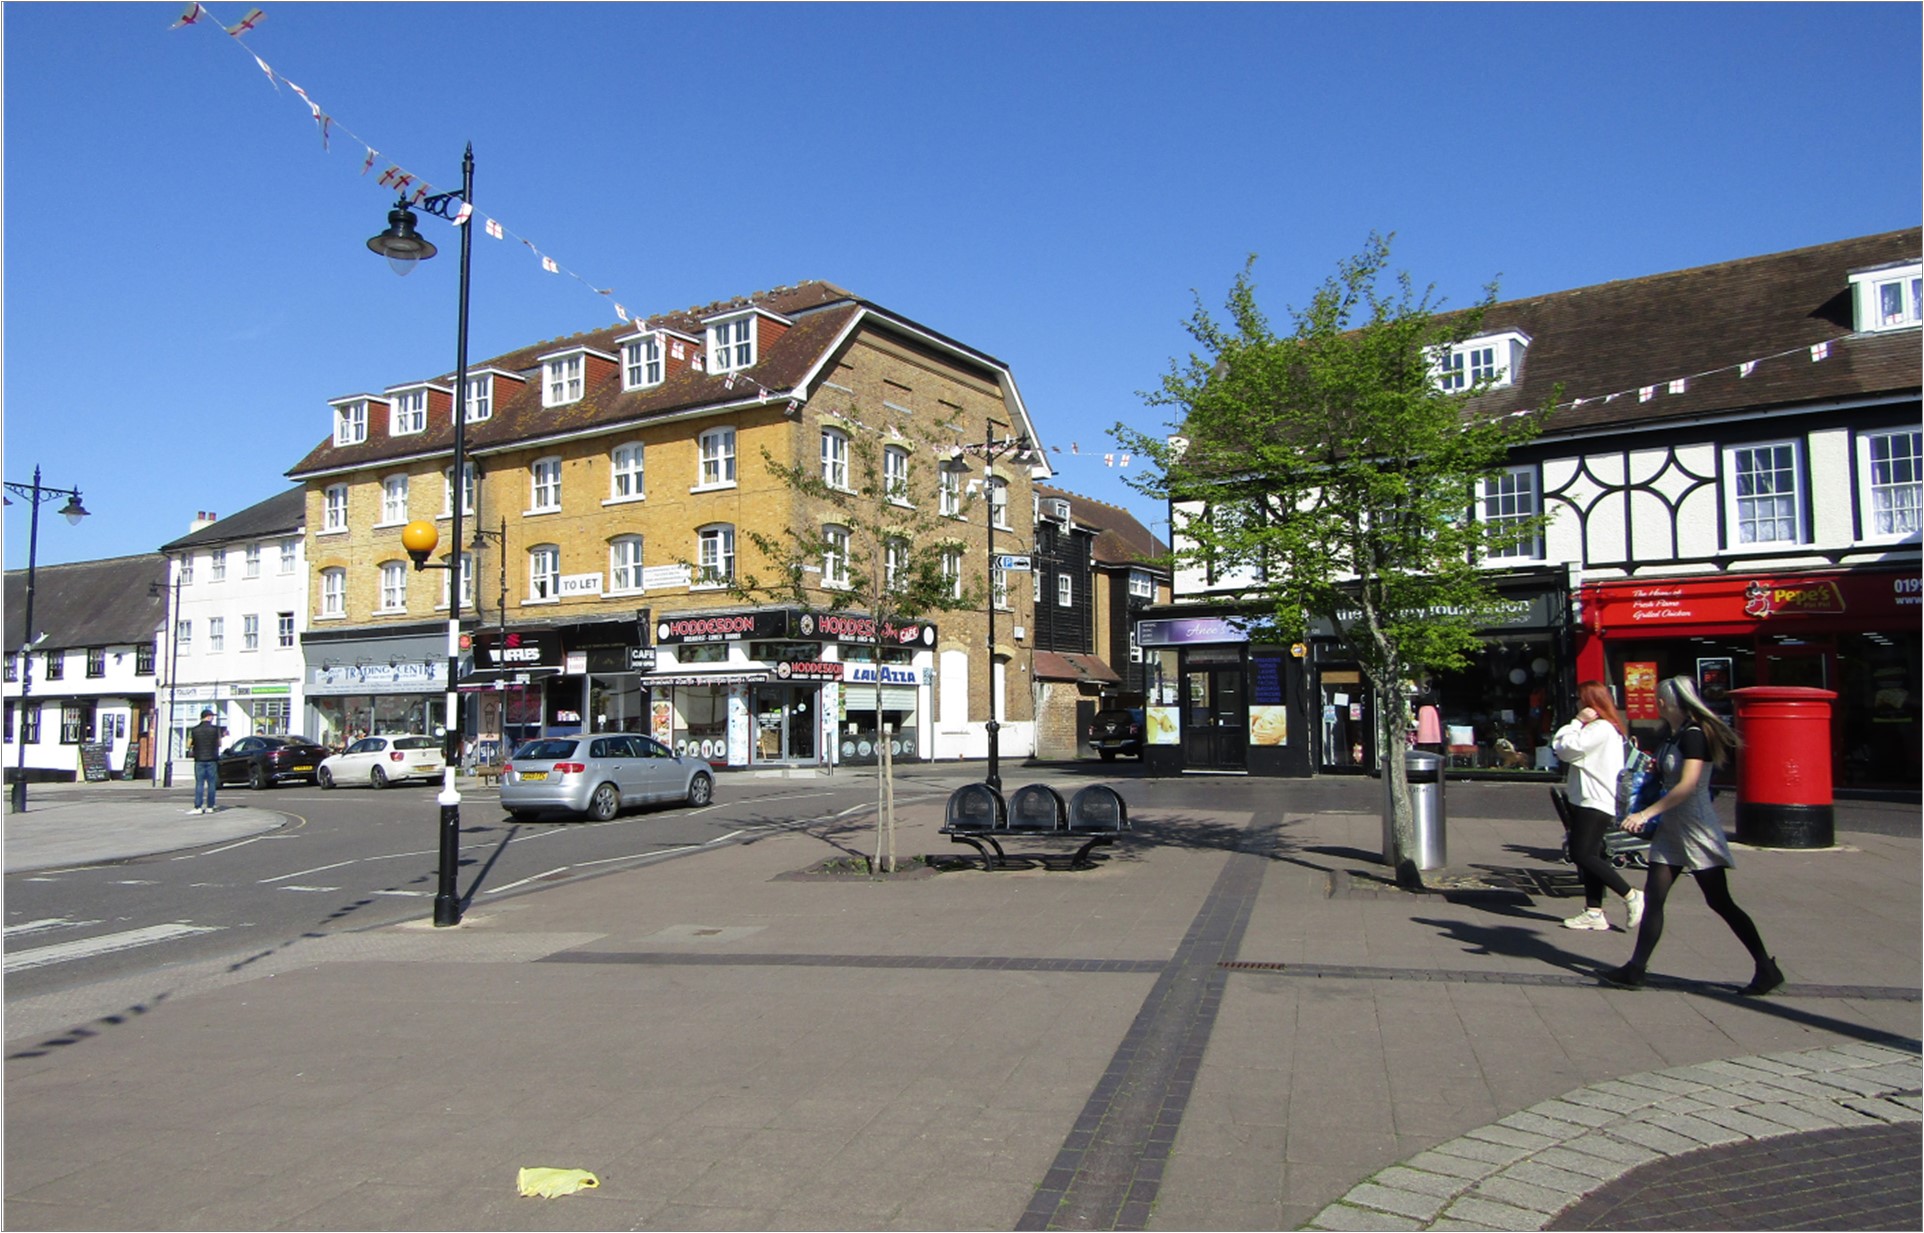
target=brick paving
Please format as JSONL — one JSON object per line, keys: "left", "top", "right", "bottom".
{"left": 1548, "top": 1122, "right": 1922, "bottom": 1231}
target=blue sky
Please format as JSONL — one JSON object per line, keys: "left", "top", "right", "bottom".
{"left": 6, "top": 1, "right": 1919, "bottom": 569}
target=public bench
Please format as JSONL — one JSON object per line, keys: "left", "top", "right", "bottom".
{"left": 939, "top": 782, "right": 1130, "bottom": 870}
{"left": 472, "top": 764, "right": 506, "bottom": 787}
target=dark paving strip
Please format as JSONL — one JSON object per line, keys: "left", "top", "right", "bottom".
{"left": 1547, "top": 1121, "right": 1922, "bottom": 1231}
{"left": 1221, "top": 961, "right": 1923, "bottom": 1002}
{"left": 1017, "top": 819, "right": 1268, "bottom": 1232}
{"left": 539, "top": 952, "right": 1166, "bottom": 973}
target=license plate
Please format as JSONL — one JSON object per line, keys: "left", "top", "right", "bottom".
{"left": 292, "top": 765, "right": 314, "bottom": 772}
{"left": 518, "top": 771, "right": 548, "bottom": 782}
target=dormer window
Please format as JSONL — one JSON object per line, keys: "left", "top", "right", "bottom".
{"left": 1430, "top": 331, "right": 1529, "bottom": 393}
{"left": 1849, "top": 260, "right": 1923, "bottom": 332}
{"left": 544, "top": 354, "right": 584, "bottom": 407}
{"left": 622, "top": 333, "right": 663, "bottom": 390}
{"left": 390, "top": 388, "right": 428, "bottom": 436}
{"left": 708, "top": 315, "right": 755, "bottom": 373}
{"left": 464, "top": 374, "right": 492, "bottom": 422}
{"left": 331, "top": 398, "right": 369, "bottom": 446}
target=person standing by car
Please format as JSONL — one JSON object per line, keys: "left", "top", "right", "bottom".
{"left": 1551, "top": 681, "right": 1642, "bottom": 932}
{"left": 1604, "top": 675, "right": 1783, "bottom": 996}
{"left": 188, "top": 709, "right": 224, "bottom": 815}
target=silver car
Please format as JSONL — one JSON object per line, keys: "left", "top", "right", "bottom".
{"left": 498, "top": 733, "right": 715, "bottom": 821}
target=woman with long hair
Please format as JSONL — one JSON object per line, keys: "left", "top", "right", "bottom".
{"left": 1602, "top": 675, "right": 1783, "bottom": 995}
{"left": 1550, "top": 681, "right": 1642, "bottom": 932}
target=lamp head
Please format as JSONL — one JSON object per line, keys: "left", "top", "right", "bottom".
{"left": 401, "top": 520, "right": 440, "bottom": 569}
{"left": 59, "top": 492, "right": 89, "bottom": 525}
{"left": 367, "top": 200, "right": 437, "bottom": 276}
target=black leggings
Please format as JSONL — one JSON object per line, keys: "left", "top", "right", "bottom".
{"left": 1625, "top": 862, "right": 1770, "bottom": 971}
{"left": 1567, "top": 804, "right": 1633, "bottom": 908}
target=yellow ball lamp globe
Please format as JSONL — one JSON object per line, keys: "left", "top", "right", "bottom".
{"left": 401, "top": 519, "right": 440, "bottom": 564}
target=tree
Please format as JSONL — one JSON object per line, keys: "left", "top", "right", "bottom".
{"left": 736, "top": 404, "right": 982, "bottom": 873}
{"left": 1116, "top": 234, "right": 1552, "bottom": 888}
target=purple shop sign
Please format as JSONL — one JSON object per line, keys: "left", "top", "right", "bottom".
{"left": 1136, "top": 616, "right": 1252, "bottom": 647}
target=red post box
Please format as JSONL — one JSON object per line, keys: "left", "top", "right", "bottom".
{"left": 1729, "top": 686, "right": 1836, "bottom": 849}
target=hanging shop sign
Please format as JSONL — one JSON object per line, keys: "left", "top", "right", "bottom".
{"left": 799, "top": 610, "right": 938, "bottom": 647}
{"left": 471, "top": 629, "right": 565, "bottom": 670}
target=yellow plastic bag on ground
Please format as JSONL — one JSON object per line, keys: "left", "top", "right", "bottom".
{"left": 517, "top": 1167, "right": 600, "bottom": 1198}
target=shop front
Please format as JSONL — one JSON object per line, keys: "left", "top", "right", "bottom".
{"left": 1137, "top": 613, "right": 1313, "bottom": 779}
{"left": 1578, "top": 567, "right": 1921, "bottom": 792}
{"left": 803, "top": 609, "right": 936, "bottom": 766}
{"left": 464, "top": 627, "right": 568, "bottom": 765}
{"left": 303, "top": 627, "right": 450, "bottom": 750}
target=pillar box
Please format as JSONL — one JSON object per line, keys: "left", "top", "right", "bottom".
{"left": 1730, "top": 686, "right": 1836, "bottom": 849}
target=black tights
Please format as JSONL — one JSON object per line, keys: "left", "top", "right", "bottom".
{"left": 1567, "top": 804, "right": 1633, "bottom": 908}
{"left": 1625, "top": 863, "right": 1770, "bottom": 972}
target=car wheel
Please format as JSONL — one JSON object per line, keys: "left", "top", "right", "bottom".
{"left": 318, "top": 767, "right": 335, "bottom": 789}
{"left": 686, "top": 773, "right": 713, "bottom": 807}
{"left": 371, "top": 765, "right": 389, "bottom": 790}
{"left": 587, "top": 782, "right": 620, "bottom": 821}
{"left": 1099, "top": 750, "right": 1117, "bottom": 762}
{"left": 509, "top": 809, "right": 539, "bottom": 822}
{"left": 249, "top": 763, "right": 269, "bottom": 790}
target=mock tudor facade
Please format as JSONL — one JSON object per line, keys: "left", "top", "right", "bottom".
{"left": 1153, "top": 230, "right": 1921, "bottom": 790}
{"left": 287, "top": 282, "right": 1049, "bottom": 769}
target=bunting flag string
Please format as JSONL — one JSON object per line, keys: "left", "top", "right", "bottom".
{"left": 173, "top": 3, "right": 652, "bottom": 329}
{"left": 1539, "top": 329, "right": 1865, "bottom": 423}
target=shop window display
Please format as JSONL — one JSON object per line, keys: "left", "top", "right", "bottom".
{"left": 1427, "top": 638, "right": 1558, "bottom": 771}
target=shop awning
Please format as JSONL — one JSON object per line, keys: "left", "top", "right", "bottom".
{"left": 1032, "top": 650, "right": 1123, "bottom": 684}
{"left": 639, "top": 670, "right": 773, "bottom": 687}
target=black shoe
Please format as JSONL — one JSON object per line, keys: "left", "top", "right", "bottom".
{"left": 1739, "top": 958, "right": 1784, "bottom": 997}
{"left": 1599, "top": 964, "right": 1645, "bottom": 989}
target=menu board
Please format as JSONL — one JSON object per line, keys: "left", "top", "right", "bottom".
{"left": 79, "top": 741, "right": 112, "bottom": 782}
{"left": 1623, "top": 661, "right": 1661, "bottom": 720}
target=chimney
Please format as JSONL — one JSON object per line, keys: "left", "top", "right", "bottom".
{"left": 190, "top": 511, "right": 218, "bottom": 533}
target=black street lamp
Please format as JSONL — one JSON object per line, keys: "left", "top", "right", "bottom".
{"left": 372, "top": 144, "right": 475, "bottom": 928}
{"left": 959, "top": 431, "right": 1035, "bottom": 790}
{"left": 6, "top": 467, "right": 89, "bottom": 813}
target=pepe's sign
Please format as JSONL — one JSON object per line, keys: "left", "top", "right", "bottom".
{"left": 1743, "top": 578, "right": 1845, "bottom": 618}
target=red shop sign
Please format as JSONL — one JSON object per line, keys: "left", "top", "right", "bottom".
{"left": 1586, "top": 570, "right": 1919, "bottom": 631}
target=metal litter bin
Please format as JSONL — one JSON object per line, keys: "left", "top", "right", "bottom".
{"left": 1383, "top": 750, "right": 1446, "bottom": 871}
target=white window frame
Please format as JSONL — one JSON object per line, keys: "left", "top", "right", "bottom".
{"left": 884, "top": 445, "right": 911, "bottom": 505}
{"left": 1129, "top": 570, "right": 1155, "bottom": 600}
{"left": 1057, "top": 573, "right": 1074, "bottom": 607}
{"left": 696, "top": 525, "right": 735, "bottom": 587}
{"left": 438, "top": 553, "right": 474, "bottom": 609}
{"left": 379, "top": 561, "right": 409, "bottom": 612}
{"left": 697, "top": 428, "right": 737, "bottom": 490}
{"left": 322, "top": 485, "right": 348, "bottom": 532}
{"left": 1858, "top": 428, "right": 1923, "bottom": 543}
{"left": 390, "top": 389, "right": 427, "bottom": 436}
{"left": 706, "top": 314, "right": 755, "bottom": 373}
{"left": 243, "top": 544, "right": 261, "bottom": 579}
{"left": 320, "top": 570, "right": 345, "bottom": 618}
{"left": 821, "top": 428, "right": 850, "bottom": 491}
{"left": 822, "top": 525, "right": 850, "bottom": 589}
{"left": 180, "top": 556, "right": 195, "bottom": 585}
{"left": 942, "top": 547, "right": 963, "bottom": 599}
{"left": 990, "top": 476, "right": 1010, "bottom": 529}
{"left": 208, "top": 616, "right": 225, "bottom": 652}
{"left": 279, "top": 540, "right": 296, "bottom": 574}
{"left": 1478, "top": 465, "right": 1544, "bottom": 561}
{"left": 527, "top": 545, "right": 561, "bottom": 602}
{"left": 333, "top": 400, "right": 368, "bottom": 446}
{"left": 623, "top": 335, "right": 663, "bottom": 389}
{"left": 1725, "top": 440, "right": 1807, "bottom": 547}
{"left": 443, "top": 463, "right": 477, "bottom": 517}
{"left": 543, "top": 354, "right": 584, "bottom": 407}
{"left": 1429, "top": 331, "right": 1528, "bottom": 392}
{"left": 177, "top": 619, "right": 193, "bottom": 651}
{"left": 992, "top": 564, "right": 1010, "bottom": 611}
{"left": 609, "top": 443, "right": 645, "bottom": 502}
{"left": 939, "top": 468, "right": 962, "bottom": 517}
{"left": 1850, "top": 261, "right": 1923, "bottom": 333}
{"left": 529, "top": 457, "right": 563, "bottom": 513}
{"left": 885, "top": 538, "right": 910, "bottom": 592}
{"left": 210, "top": 550, "right": 227, "bottom": 583}
{"left": 609, "top": 536, "right": 645, "bottom": 593}
{"left": 380, "top": 474, "right": 410, "bottom": 526}
{"left": 242, "top": 613, "right": 260, "bottom": 652}
{"left": 464, "top": 374, "right": 492, "bottom": 422}
{"left": 277, "top": 611, "right": 295, "bottom": 648}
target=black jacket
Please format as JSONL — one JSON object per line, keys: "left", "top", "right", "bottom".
{"left": 188, "top": 721, "right": 223, "bottom": 762}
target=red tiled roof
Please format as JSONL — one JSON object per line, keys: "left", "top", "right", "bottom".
{"left": 1035, "top": 484, "right": 1168, "bottom": 567}
{"left": 1032, "top": 649, "right": 1122, "bottom": 684}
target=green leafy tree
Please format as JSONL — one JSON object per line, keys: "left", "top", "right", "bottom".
{"left": 736, "top": 405, "right": 982, "bottom": 872}
{"left": 1117, "top": 234, "right": 1553, "bottom": 887}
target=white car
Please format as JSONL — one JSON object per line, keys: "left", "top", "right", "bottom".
{"left": 318, "top": 734, "right": 447, "bottom": 789}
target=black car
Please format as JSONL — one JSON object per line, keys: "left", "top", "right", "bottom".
{"left": 218, "top": 735, "right": 331, "bottom": 788}
{"left": 1088, "top": 708, "right": 1145, "bottom": 761}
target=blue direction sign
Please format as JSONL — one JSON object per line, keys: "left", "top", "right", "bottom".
{"left": 995, "top": 554, "right": 1034, "bottom": 572}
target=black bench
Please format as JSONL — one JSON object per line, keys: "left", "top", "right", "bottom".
{"left": 939, "top": 783, "right": 1130, "bottom": 870}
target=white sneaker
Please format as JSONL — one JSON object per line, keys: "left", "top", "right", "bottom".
{"left": 1562, "top": 907, "right": 1612, "bottom": 931}
{"left": 1625, "top": 888, "right": 1646, "bottom": 933}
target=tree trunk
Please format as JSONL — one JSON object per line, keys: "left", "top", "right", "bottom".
{"left": 1376, "top": 676, "right": 1422, "bottom": 889}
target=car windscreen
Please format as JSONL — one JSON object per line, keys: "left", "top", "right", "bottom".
{"left": 392, "top": 737, "right": 440, "bottom": 751}
{"left": 513, "top": 739, "right": 580, "bottom": 761}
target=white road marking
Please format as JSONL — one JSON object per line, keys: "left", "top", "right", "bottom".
{"left": 4, "top": 923, "right": 223, "bottom": 973}
{"left": 370, "top": 889, "right": 431, "bottom": 897}
{"left": 276, "top": 885, "right": 340, "bottom": 893}
{"left": 259, "top": 860, "right": 358, "bottom": 884}
{"left": 708, "top": 830, "right": 744, "bottom": 844}
{"left": 484, "top": 866, "right": 572, "bottom": 894}
{"left": 4, "top": 917, "right": 99, "bottom": 937}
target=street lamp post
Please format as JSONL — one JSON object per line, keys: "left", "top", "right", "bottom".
{"left": 960, "top": 431, "right": 1033, "bottom": 791}
{"left": 5, "top": 467, "right": 89, "bottom": 813}
{"left": 372, "top": 144, "right": 474, "bottom": 928}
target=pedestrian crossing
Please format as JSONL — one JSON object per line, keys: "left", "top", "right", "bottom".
{"left": 3, "top": 918, "right": 223, "bottom": 974}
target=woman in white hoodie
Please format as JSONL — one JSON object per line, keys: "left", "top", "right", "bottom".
{"left": 1551, "top": 680, "right": 1643, "bottom": 932}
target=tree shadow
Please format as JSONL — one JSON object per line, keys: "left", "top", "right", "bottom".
{"left": 1412, "top": 915, "right": 1597, "bottom": 977}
